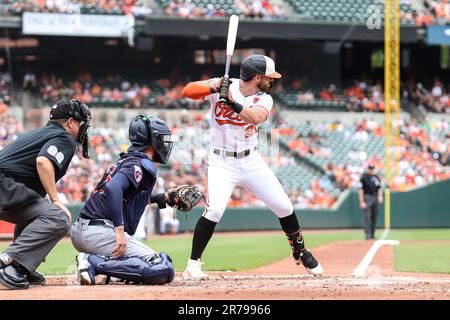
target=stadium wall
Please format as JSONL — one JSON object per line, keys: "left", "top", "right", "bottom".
{"left": 139, "top": 17, "right": 419, "bottom": 42}
{"left": 59, "top": 179, "right": 448, "bottom": 231}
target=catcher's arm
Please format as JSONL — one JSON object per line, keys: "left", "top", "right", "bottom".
{"left": 149, "top": 186, "right": 207, "bottom": 219}
{"left": 149, "top": 193, "right": 168, "bottom": 209}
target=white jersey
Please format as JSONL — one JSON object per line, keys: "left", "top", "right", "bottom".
{"left": 204, "top": 78, "right": 273, "bottom": 152}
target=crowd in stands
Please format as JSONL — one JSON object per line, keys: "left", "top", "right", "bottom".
{"left": 5, "top": 68, "right": 450, "bottom": 117}
{"left": 403, "top": 77, "right": 450, "bottom": 113}
{"left": 162, "top": 0, "right": 285, "bottom": 19}
{"left": 0, "top": 114, "right": 24, "bottom": 150}
{"left": 280, "top": 78, "right": 386, "bottom": 113}
{"left": 0, "top": 0, "right": 285, "bottom": 19}
{"left": 0, "top": 0, "right": 286, "bottom": 19}
{"left": 282, "top": 117, "right": 450, "bottom": 193}
{"left": 33, "top": 71, "right": 209, "bottom": 109}
{"left": 3, "top": 0, "right": 450, "bottom": 25}
{"left": 2, "top": 0, "right": 153, "bottom": 16}
{"left": 0, "top": 72, "right": 12, "bottom": 109}
{"left": 414, "top": 0, "right": 450, "bottom": 26}
{"left": 281, "top": 76, "right": 450, "bottom": 114}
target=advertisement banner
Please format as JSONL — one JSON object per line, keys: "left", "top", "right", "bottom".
{"left": 427, "top": 25, "right": 450, "bottom": 45}
{"left": 22, "top": 12, "right": 134, "bottom": 37}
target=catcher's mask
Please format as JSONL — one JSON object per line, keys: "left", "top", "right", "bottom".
{"left": 49, "top": 99, "right": 91, "bottom": 158}
{"left": 128, "top": 115, "right": 173, "bottom": 164}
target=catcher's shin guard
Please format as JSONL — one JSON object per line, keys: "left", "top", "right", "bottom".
{"left": 93, "top": 252, "right": 174, "bottom": 285}
{"left": 286, "top": 230, "right": 323, "bottom": 275}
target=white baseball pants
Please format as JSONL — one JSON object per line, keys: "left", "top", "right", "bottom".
{"left": 203, "top": 149, "right": 293, "bottom": 222}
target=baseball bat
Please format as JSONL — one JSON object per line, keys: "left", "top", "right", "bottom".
{"left": 219, "top": 14, "right": 239, "bottom": 105}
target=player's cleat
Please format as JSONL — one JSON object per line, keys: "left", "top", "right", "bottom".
{"left": 76, "top": 253, "right": 96, "bottom": 285}
{"left": 26, "top": 270, "right": 46, "bottom": 286}
{"left": 293, "top": 249, "right": 324, "bottom": 276}
{"left": 183, "top": 259, "right": 209, "bottom": 280}
{"left": 0, "top": 263, "right": 29, "bottom": 290}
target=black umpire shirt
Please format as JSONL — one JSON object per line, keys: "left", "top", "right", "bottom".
{"left": 360, "top": 173, "right": 381, "bottom": 196}
{"left": 0, "top": 123, "right": 76, "bottom": 197}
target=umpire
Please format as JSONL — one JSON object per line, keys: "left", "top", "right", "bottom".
{"left": 358, "top": 164, "right": 383, "bottom": 240}
{"left": 0, "top": 99, "right": 91, "bottom": 289}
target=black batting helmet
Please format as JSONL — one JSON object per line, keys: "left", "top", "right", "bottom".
{"left": 128, "top": 115, "right": 173, "bottom": 164}
{"left": 240, "top": 55, "right": 282, "bottom": 81}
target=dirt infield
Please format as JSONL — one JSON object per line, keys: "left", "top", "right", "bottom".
{"left": 1, "top": 239, "right": 449, "bottom": 300}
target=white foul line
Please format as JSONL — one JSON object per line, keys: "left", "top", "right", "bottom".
{"left": 352, "top": 230, "right": 399, "bottom": 278}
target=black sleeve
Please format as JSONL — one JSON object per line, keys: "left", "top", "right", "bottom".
{"left": 150, "top": 193, "right": 167, "bottom": 209}
{"left": 38, "top": 134, "right": 76, "bottom": 172}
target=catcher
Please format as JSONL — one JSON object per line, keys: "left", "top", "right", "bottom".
{"left": 71, "top": 115, "right": 204, "bottom": 285}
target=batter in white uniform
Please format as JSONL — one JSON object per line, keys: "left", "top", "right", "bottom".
{"left": 182, "top": 55, "right": 323, "bottom": 279}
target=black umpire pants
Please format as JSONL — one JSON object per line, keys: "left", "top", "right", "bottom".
{"left": 362, "top": 194, "right": 378, "bottom": 240}
{"left": 0, "top": 173, "right": 70, "bottom": 272}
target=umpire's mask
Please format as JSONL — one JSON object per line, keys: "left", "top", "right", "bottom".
{"left": 50, "top": 99, "right": 92, "bottom": 158}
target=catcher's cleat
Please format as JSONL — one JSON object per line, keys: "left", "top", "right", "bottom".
{"left": 0, "top": 263, "right": 29, "bottom": 290}
{"left": 26, "top": 270, "right": 46, "bottom": 286}
{"left": 76, "top": 253, "right": 96, "bottom": 285}
{"left": 293, "top": 249, "right": 324, "bottom": 276}
{"left": 182, "top": 259, "right": 209, "bottom": 280}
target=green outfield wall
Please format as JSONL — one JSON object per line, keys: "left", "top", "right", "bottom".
{"left": 68, "top": 180, "right": 450, "bottom": 230}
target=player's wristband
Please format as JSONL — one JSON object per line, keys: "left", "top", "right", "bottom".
{"left": 210, "top": 85, "right": 218, "bottom": 94}
{"left": 228, "top": 100, "right": 244, "bottom": 114}
{"left": 150, "top": 193, "right": 167, "bottom": 209}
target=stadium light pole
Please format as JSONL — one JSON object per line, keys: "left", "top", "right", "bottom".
{"left": 384, "top": 0, "right": 400, "bottom": 232}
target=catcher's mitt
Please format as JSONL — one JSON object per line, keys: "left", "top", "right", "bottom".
{"left": 165, "top": 185, "right": 206, "bottom": 216}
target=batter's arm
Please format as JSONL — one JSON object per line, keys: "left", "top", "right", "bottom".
{"left": 238, "top": 106, "right": 269, "bottom": 125}
{"left": 182, "top": 79, "right": 221, "bottom": 100}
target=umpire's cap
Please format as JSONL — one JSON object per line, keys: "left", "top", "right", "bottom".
{"left": 128, "top": 115, "right": 173, "bottom": 164}
{"left": 240, "top": 55, "right": 282, "bottom": 81}
{"left": 49, "top": 99, "right": 90, "bottom": 123}
{"left": 49, "top": 99, "right": 92, "bottom": 158}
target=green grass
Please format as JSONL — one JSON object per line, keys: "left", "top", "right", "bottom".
{"left": 386, "top": 229, "right": 450, "bottom": 274}
{"left": 386, "top": 229, "right": 450, "bottom": 241}
{"left": 394, "top": 244, "right": 450, "bottom": 274}
{"left": 0, "top": 230, "right": 363, "bottom": 275}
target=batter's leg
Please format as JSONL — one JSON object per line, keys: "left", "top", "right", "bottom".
{"left": 184, "top": 158, "right": 238, "bottom": 279}
{"left": 241, "top": 154, "right": 323, "bottom": 275}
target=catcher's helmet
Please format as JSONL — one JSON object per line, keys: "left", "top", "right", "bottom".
{"left": 49, "top": 99, "right": 91, "bottom": 158}
{"left": 128, "top": 115, "right": 173, "bottom": 164}
{"left": 240, "top": 55, "right": 282, "bottom": 81}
